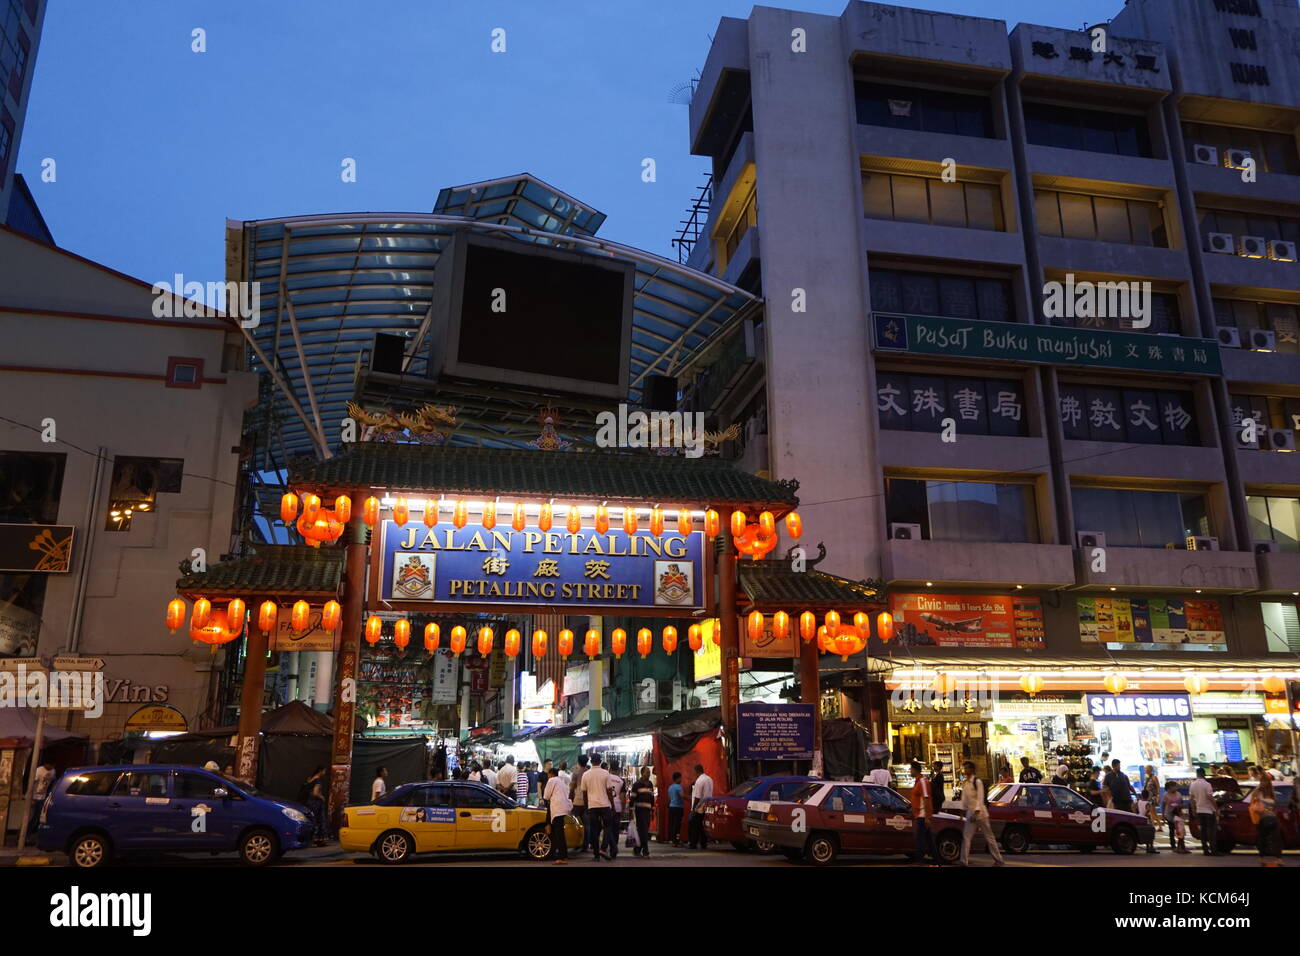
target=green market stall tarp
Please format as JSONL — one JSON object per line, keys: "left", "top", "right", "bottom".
{"left": 533, "top": 723, "right": 583, "bottom": 768}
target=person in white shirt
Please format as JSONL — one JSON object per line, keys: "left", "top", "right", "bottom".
{"left": 958, "top": 762, "right": 1005, "bottom": 867}
{"left": 371, "top": 766, "right": 388, "bottom": 802}
{"left": 497, "top": 756, "right": 517, "bottom": 794}
{"left": 580, "top": 760, "right": 615, "bottom": 861}
{"left": 863, "top": 760, "right": 892, "bottom": 787}
{"left": 542, "top": 768, "right": 574, "bottom": 864}
{"left": 557, "top": 761, "right": 572, "bottom": 790}
{"left": 1188, "top": 767, "right": 1219, "bottom": 856}
{"left": 688, "top": 764, "right": 714, "bottom": 849}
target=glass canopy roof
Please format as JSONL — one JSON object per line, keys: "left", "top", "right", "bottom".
{"left": 229, "top": 174, "right": 757, "bottom": 463}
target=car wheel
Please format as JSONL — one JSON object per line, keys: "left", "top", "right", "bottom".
{"left": 376, "top": 829, "right": 412, "bottom": 864}
{"left": 69, "top": 832, "right": 110, "bottom": 868}
{"left": 804, "top": 833, "right": 838, "bottom": 866}
{"left": 1216, "top": 836, "right": 1235, "bottom": 855}
{"left": 238, "top": 828, "right": 280, "bottom": 867}
{"left": 1001, "top": 825, "right": 1029, "bottom": 855}
{"left": 1110, "top": 826, "right": 1138, "bottom": 855}
{"left": 936, "top": 830, "right": 963, "bottom": 865}
{"left": 524, "top": 825, "right": 553, "bottom": 860}
{"left": 730, "top": 840, "right": 751, "bottom": 852}
{"left": 780, "top": 848, "right": 803, "bottom": 862}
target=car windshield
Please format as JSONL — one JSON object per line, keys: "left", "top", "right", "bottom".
{"left": 987, "top": 784, "right": 1014, "bottom": 804}
{"left": 726, "top": 778, "right": 762, "bottom": 798}
{"left": 790, "top": 783, "right": 824, "bottom": 804}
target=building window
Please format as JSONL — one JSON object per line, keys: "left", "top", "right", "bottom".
{"left": 1045, "top": 288, "right": 1181, "bottom": 334}
{"left": 869, "top": 267, "right": 1014, "bottom": 323}
{"left": 1263, "top": 602, "right": 1300, "bottom": 654}
{"left": 1198, "top": 207, "right": 1300, "bottom": 250}
{"left": 854, "top": 81, "right": 994, "bottom": 138}
{"left": 1182, "top": 122, "right": 1300, "bottom": 176}
{"left": 876, "top": 370, "right": 1027, "bottom": 436}
{"left": 1247, "top": 496, "right": 1300, "bottom": 552}
{"left": 106, "top": 456, "right": 184, "bottom": 531}
{"left": 1228, "top": 393, "right": 1300, "bottom": 432}
{"left": 1024, "top": 101, "right": 1152, "bottom": 158}
{"left": 1071, "top": 488, "right": 1209, "bottom": 549}
{"left": 1214, "top": 298, "right": 1300, "bottom": 354}
{"left": 0, "top": 104, "right": 12, "bottom": 172}
{"left": 1035, "top": 190, "right": 1167, "bottom": 246}
{"left": 863, "top": 172, "right": 1004, "bottom": 231}
{"left": 1058, "top": 385, "right": 1198, "bottom": 445}
{"left": 713, "top": 180, "right": 756, "bottom": 274}
{"left": 0, "top": 451, "right": 66, "bottom": 523}
{"left": 166, "top": 356, "right": 204, "bottom": 388}
{"left": 886, "top": 477, "right": 1038, "bottom": 543}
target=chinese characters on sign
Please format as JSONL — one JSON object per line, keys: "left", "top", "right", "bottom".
{"left": 877, "top": 371, "right": 1026, "bottom": 437}
{"left": 1058, "top": 384, "right": 1197, "bottom": 445}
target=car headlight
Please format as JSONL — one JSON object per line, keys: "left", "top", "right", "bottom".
{"left": 283, "top": 807, "right": 309, "bottom": 823}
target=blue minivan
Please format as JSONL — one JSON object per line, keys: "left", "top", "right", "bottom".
{"left": 37, "top": 764, "right": 315, "bottom": 867}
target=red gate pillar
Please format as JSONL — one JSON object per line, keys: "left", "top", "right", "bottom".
{"left": 799, "top": 633, "right": 822, "bottom": 761}
{"left": 718, "top": 547, "right": 739, "bottom": 781}
{"left": 234, "top": 612, "right": 269, "bottom": 782}
{"left": 328, "top": 519, "right": 368, "bottom": 827}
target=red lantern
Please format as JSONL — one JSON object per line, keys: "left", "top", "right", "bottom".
{"left": 1019, "top": 674, "right": 1045, "bottom": 696}
{"left": 663, "top": 625, "right": 678, "bottom": 654}
{"left": 677, "top": 509, "right": 693, "bottom": 536}
{"left": 704, "top": 509, "right": 720, "bottom": 538}
{"left": 321, "top": 600, "right": 340, "bottom": 631}
{"left": 557, "top": 629, "right": 574, "bottom": 659}
{"left": 773, "top": 610, "right": 790, "bottom": 640}
{"left": 829, "top": 626, "right": 866, "bottom": 662}
{"left": 393, "top": 497, "right": 409, "bottom": 527}
{"left": 530, "top": 629, "right": 546, "bottom": 658}
{"left": 504, "top": 629, "right": 522, "bottom": 659}
{"left": 853, "top": 611, "right": 870, "bottom": 639}
{"left": 424, "top": 622, "right": 440, "bottom": 653}
{"left": 334, "top": 495, "right": 351, "bottom": 524}
{"left": 365, "top": 615, "right": 382, "bottom": 645}
{"left": 296, "top": 508, "right": 344, "bottom": 548}
{"left": 612, "top": 628, "right": 627, "bottom": 658}
{"left": 688, "top": 624, "right": 702, "bottom": 651}
{"left": 258, "top": 601, "right": 277, "bottom": 634}
{"left": 291, "top": 600, "right": 311, "bottom": 633}
{"left": 280, "top": 493, "right": 298, "bottom": 524}
{"left": 301, "top": 493, "right": 321, "bottom": 522}
{"left": 1103, "top": 673, "right": 1129, "bottom": 695}
{"left": 512, "top": 502, "right": 526, "bottom": 532}
{"left": 747, "top": 610, "right": 764, "bottom": 642}
{"left": 192, "top": 597, "right": 212, "bottom": 629}
{"left": 477, "top": 626, "right": 495, "bottom": 656}
{"left": 227, "top": 598, "right": 245, "bottom": 632}
{"left": 759, "top": 511, "right": 776, "bottom": 536}
{"left": 623, "top": 507, "right": 638, "bottom": 535}
{"left": 877, "top": 611, "right": 894, "bottom": 644}
{"left": 423, "top": 499, "right": 438, "bottom": 528}
{"left": 649, "top": 507, "right": 664, "bottom": 536}
{"left": 637, "top": 628, "right": 653, "bottom": 658}
{"left": 453, "top": 500, "right": 468, "bottom": 529}
{"left": 825, "top": 610, "right": 840, "bottom": 634}
{"left": 1262, "top": 675, "right": 1286, "bottom": 695}
{"left": 817, "top": 625, "right": 830, "bottom": 653}
{"left": 708, "top": 619, "right": 721, "bottom": 646}
{"left": 749, "top": 528, "right": 778, "bottom": 560}
{"left": 730, "top": 510, "right": 747, "bottom": 538}
{"left": 567, "top": 505, "right": 582, "bottom": 534}
{"left": 595, "top": 505, "right": 610, "bottom": 535}
{"left": 785, "top": 511, "right": 802, "bottom": 539}
{"left": 584, "top": 628, "right": 601, "bottom": 658}
{"left": 188, "top": 607, "right": 243, "bottom": 651}
{"left": 800, "top": 611, "right": 816, "bottom": 643}
{"left": 362, "top": 496, "right": 380, "bottom": 526}
{"left": 450, "top": 626, "right": 467, "bottom": 654}
{"left": 393, "top": 618, "right": 410, "bottom": 649}
{"left": 165, "top": 599, "right": 186, "bottom": 633}
{"left": 482, "top": 501, "right": 497, "bottom": 530}
{"left": 538, "top": 503, "right": 553, "bottom": 532}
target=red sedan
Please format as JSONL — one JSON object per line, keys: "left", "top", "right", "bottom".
{"left": 1187, "top": 780, "right": 1298, "bottom": 854}
{"left": 981, "top": 783, "right": 1154, "bottom": 855}
{"left": 701, "top": 775, "right": 818, "bottom": 851}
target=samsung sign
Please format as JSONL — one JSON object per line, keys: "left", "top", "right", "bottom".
{"left": 1086, "top": 693, "right": 1193, "bottom": 722}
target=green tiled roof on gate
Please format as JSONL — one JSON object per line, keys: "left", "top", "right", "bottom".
{"left": 288, "top": 442, "right": 800, "bottom": 509}
{"left": 176, "top": 545, "right": 344, "bottom": 597}
{"left": 737, "top": 559, "right": 884, "bottom": 611}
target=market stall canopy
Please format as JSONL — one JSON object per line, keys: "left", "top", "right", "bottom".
{"left": 175, "top": 544, "right": 344, "bottom": 601}
{"left": 737, "top": 558, "right": 884, "bottom": 612}
{"left": 874, "top": 653, "right": 1300, "bottom": 672}
{"left": 0, "top": 708, "right": 87, "bottom": 748}
{"left": 288, "top": 442, "right": 800, "bottom": 512}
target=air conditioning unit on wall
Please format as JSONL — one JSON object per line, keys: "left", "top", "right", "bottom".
{"left": 1217, "top": 326, "right": 1242, "bottom": 348}
{"left": 1186, "top": 535, "right": 1219, "bottom": 551}
{"left": 1076, "top": 531, "right": 1107, "bottom": 549}
{"left": 1250, "top": 329, "right": 1277, "bottom": 351}
{"left": 1207, "top": 232, "right": 1235, "bottom": 254}
{"left": 889, "top": 522, "right": 922, "bottom": 541}
{"left": 1224, "top": 148, "right": 1253, "bottom": 170}
{"left": 1238, "top": 235, "right": 1267, "bottom": 258}
{"left": 1268, "top": 428, "right": 1296, "bottom": 452}
{"left": 1268, "top": 240, "right": 1297, "bottom": 262}
{"left": 1254, "top": 540, "right": 1279, "bottom": 554}
{"left": 1192, "top": 144, "right": 1219, "bottom": 166}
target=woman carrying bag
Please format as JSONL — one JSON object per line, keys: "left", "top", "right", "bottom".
{"left": 1249, "top": 775, "right": 1283, "bottom": 867}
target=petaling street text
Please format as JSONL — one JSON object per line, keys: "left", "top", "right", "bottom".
{"left": 448, "top": 580, "right": 643, "bottom": 600}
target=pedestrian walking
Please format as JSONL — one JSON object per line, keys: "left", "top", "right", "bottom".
{"left": 1105, "top": 759, "right": 1133, "bottom": 812}
{"left": 930, "top": 760, "right": 947, "bottom": 814}
{"left": 958, "top": 762, "right": 1005, "bottom": 867}
{"left": 299, "top": 766, "right": 328, "bottom": 845}
{"left": 909, "top": 762, "right": 936, "bottom": 864}
{"left": 543, "top": 767, "right": 573, "bottom": 864}
{"left": 1249, "top": 775, "right": 1283, "bottom": 866}
{"left": 1169, "top": 806, "right": 1190, "bottom": 853}
{"left": 570, "top": 754, "right": 590, "bottom": 852}
{"left": 863, "top": 759, "right": 892, "bottom": 787}
{"left": 1142, "top": 765, "right": 1162, "bottom": 832}
{"left": 515, "top": 763, "right": 529, "bottom": 804}
{"left": 1050, "top": 763, "right": 1073, "bottom": 787}
{"left": 580, "top": 759, "right": 615, "bottom": 861}
{"left": 1189, "top": 766, "right": 1219, "bottom": 855}
{"left": 629, "top": 767, "right": 655, "bottom": 858}
{"left": 688, "top": 764, "right": 714, "bottom": 849}
{"left": 371, "top": 766, "right": 388, "bottom": 803}
{"left": 26, "top": 761, "right": 54, "bottom": 837}
{"left": 604, "top": 760, "right": 625, "bottom": 859}
{"left": 497, "top": 755, "right": 517, "bottom": 795}
{"left": 1084, "top": 767, "right": 1104, "bottom": 806}
{"left": 1018, "top": 756, "right": 1042, "bottom": 783}
{"left": 667, "top": 771, "right": 685, "bottom": 846}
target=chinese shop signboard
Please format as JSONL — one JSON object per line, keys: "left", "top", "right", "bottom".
{"left": 378, "top": 521, "right": 705, "bottom": 611}
{"left": 890, "top": 593, "right": 1045, "bottom": 649}
{"left": 872, "top": 313, "right": 1222, "bottom": 376}
{"left": 737, "top": 703, "right": 815, "bottom": 760}
{"left": 1077, "top": 596, "right": 1227, "bottom": 650}
{"left": 270, "top": 605, "right": 339, "bottom": 652}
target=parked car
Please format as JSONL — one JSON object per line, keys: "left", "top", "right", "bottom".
{"left": 981, "top": 783, "right": 1153, "bottom": 854}
{"left": 37, "top": 764, "right": 314, "bottom": 867}
{"left": 1187, "top": 780, "right": 1298, "bottom": 854}
{"left": 743, "top": 780, "right": 976, "bottom": 865}
{"left": 702, "top": 775, "right": 819, "bottom": 851}
{"left": 338, "top": 780, "right": 583, "bottom": 863}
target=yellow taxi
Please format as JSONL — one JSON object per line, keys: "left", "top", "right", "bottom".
{"left": 339, "top": 780, "right": 584, "bottom": 863}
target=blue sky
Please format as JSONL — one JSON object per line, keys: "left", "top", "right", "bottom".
{"left": 19, "top": 0, "right": 1117, "bottom": 287}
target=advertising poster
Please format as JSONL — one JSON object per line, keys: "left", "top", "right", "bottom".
{"left": 1078, "top": 597, "right": 1226, "bottom": 648}
{"left": 890, "top": 593, "right": 1045, "bottom": 649}
{"left": 429, "top": 650, "right": 459, "bottom": 704}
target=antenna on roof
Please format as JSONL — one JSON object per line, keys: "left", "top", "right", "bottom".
{"left": 668, "top": 78, "right": 698, "bottom": 106}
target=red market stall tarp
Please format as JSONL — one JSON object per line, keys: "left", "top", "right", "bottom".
{"left": 652, "top": 708, "right": 727, "bottom": 845}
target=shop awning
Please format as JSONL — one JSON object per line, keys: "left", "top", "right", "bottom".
{"left": 175, "top": 544, "right": 344, "bottom": 600}
{"left": 289, "top": 442, "right": 800, "bottom": 511}
{"left": 0, "top": 708, "right": 88, "bottom": 748}
{"left": 872, "top": 653, "right": 1300, "bottom": 673}
{"left": 737, "top": 559, "right": 884, "bottom": 612}
{"left": 578, "top": 711, "right": 665, "bottom": 742}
